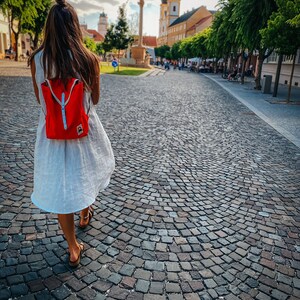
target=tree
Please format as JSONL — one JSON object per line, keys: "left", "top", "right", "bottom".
{"left": 165, "top": 50, "right": 172, "bottom": 60}
{"left": 191, "top": 28, "right": 211, "bottom": 59}
{"left": 206, "top": 1, "right": 240, "bottom": 75}
{"left": 102, "top": 24, "right": 116, "bottom": 60}
{"left": 179, "top": 37, "right": 194, "bottom": 59}
{"left": 231, "top": 0, "right": 277, "bottom": 89}
{"left": 155, "top": 45, "right": 170, "bottom": 60}
{"left": 170, "top": 41, "right": 181, "bottom": 60}
{"left": 95, "top": 42, "right": 104, "bottom": 56}
{"left": 0, "top": 0, "right": 43, "bottom": 61}
{"left": 22, "top": 0, "right": 51, "bottom": 50}
{"left": 83, "top": 36, "right": 96, "bottom": 53}
{"left": 260, "top": 0, "right": 300, "bottom": 101}
{"left": 111, "top": 5, "right": 133, "bottom": 71}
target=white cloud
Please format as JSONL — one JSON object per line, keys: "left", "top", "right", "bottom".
{"left": 69, "top": 0, "right": 219, "bottom": 36}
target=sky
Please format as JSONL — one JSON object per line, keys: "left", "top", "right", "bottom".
{"left": 69, "top": 0, "right": 219, "bottom": 37}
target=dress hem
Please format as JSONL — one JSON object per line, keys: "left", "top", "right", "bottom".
{"left": 31, "top": 178, "right": 111, "bottom": 214}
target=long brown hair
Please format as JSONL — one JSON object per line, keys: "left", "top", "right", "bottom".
{"left": 29, "top": 0, "right": 99, "bottom": 90}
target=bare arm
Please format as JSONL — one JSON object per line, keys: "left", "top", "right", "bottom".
{"left": 30, "top": 59, "right": 40, "bottom": 104}
{"left": 91, "top": 62, "right": 100, "bottom": 105}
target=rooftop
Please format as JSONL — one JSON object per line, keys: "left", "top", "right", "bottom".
{"left": 169, "top": 7, "right": 199, "bottom": 27}
{"left": 86, "top": 29, "right": 104, "bottom": 42}
{"left": 187, "top": 15, "right": 212, "bottom": 32}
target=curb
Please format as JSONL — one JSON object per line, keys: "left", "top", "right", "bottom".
{"left": 202, "top": 73, "right": 300, "bottom": 149}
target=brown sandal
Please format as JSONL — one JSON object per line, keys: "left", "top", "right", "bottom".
{"left": 69, "top": 242, "right": 84, "bottom": 268}
{"left": 79, "top": 206, "right": 94, "bottom": 229}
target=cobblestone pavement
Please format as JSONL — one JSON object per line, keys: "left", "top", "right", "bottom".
{"left": 0, "top": 62, "right": 300, "bottom": 300}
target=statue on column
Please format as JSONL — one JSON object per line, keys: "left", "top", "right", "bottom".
{"left": 131, "top": 0, "right": 149, "bottom": 66}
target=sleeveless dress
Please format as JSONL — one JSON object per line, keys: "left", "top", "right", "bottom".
{"left": 31, "top": 51, "right": 115, "bottom": 214}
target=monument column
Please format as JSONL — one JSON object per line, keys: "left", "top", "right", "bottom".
{"left": 138, "top": 0, "right": 144, "bottom": 46}
{"left": 131, "top": 0, "right": 148, "bottom": 66}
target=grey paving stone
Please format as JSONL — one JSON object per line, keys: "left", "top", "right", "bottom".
{"left": 1, "top": 63, "right": 300, "bottom": 300}
{"left": 149, "top": 281, "right": 164, "bottom": 294}
{"left": 135, "top": 279, "right": 150, "bottom": 293}
{"left": 145, "top": 260, "right": 165, "bottom": 271}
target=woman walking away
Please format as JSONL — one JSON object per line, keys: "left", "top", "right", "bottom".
{"left": 29, "top": 0, "right": 115, "bottom": 268}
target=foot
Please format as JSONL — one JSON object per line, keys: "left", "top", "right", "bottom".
{"left": 69, "top": 242, "right": 84, "bottom": 267}
{"left": 79, "top": 206, "right": 94, "bottom": 229}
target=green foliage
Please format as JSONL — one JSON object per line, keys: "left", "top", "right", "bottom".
{"left": 191, "top": 28, "right": 211, "bottom": 58}
{"left": 112, "top": 6, "right": 133, "bottom": 51}
{"left": 95, "top": 42, "right": 104, "bottom": 56}
{"left": 154, "top": 45, "right": 170, "bottom": 58}
{"left": 165, "top": 50, "right": 172, "bottom": 60}
{"left": 288, "top": 14, "right": 300, "bottom": 28}
{"left": 0, "top": 0, "right": 44, "bottom": 60}
{"left": 103, "top": 24, "right": 116, "bottom": 54}
{"left": 231, "top": 0, "right": 277, "bottom": 51}
{"left": 0, "top": 0, "right": 44, "bottom": 29}
{"left": 179, "top": 36, "right": 194, "bottom": 58}
{"left": 22, "top": 0, "right": 52, "bottom": 49}
{"left": 170, "top": 41, "right": 181, "bottom": 60}
{"left": 102, "top": 5, "right": 133, "bottom": 67}
{"left": 84, "top": 36, "right": 96, "bottom": 53}
{"left": 206, "top": 2, "right": 238, "bottom": 59}
{"left": 260, "top": 0, "right": 300, "bottom": 55}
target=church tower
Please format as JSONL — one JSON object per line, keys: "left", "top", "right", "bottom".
{"left": 98, "top": 12, "right": 108, "bottom": 38}
{"left": 158, "top": 0, "right": 180, "bottom": 46}
{"left": 168, "top": 0, "right": 180, "bottom": 26}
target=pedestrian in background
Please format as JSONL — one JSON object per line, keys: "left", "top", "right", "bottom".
{"left": 28, "top": 0, "right": 115, "bottom": 268}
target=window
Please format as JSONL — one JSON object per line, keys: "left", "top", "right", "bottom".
{"left": 266, "top": 51, "right": 278, "bottom": 63}
{"left": 164, "top": 11, "right": 167, "bottom": 17}
{"left": 283, "top": 55, "right": 292, "bottom": 63}
{"left": 173, "top": 6, "right": 176, "bottom": 12}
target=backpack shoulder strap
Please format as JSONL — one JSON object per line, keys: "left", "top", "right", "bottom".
{"left": 65, "top": 79, "right": 79, "bottom": 105}
{"left": 45, "top": 78, "right": 79, "bottom": 106}
{"left": 45, "top": 79, "right": 62, "bottom": 105}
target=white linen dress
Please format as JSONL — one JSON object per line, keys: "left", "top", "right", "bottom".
{"left": 31, "top": 51, "right": 115, "bottom": 214}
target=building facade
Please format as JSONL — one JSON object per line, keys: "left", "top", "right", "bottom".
{"left": 98, "top": 12, "right": 108, "bottom": 38}
{"left": 158, "top": 0, "right": 180, "bottom": 46}
{"left": 80, "top": 24, "right": 104, "bottom": 42}
{"left": 262, "top": 50, "right": 300, "bottom": 86}
{"left": 157, "top": 1, "right": 214, "bottom": 47}
{"left": 0, "top": 12, "right": 10, "bottom": 59}
{"left": 0, "top": 13, "right": 31, "bottom": 60}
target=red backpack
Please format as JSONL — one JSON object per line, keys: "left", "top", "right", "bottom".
{"left": 41, "top": 78, "right": 89, "bottom": 140}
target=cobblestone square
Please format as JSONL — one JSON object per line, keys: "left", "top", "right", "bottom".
{"left": 0, "top": 62, "right": 300, "bottom": 299}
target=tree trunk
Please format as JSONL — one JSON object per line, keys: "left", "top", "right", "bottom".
{"left": 33, "top": 33, "right": 39, "bottom": 50}
{"left": 273, "top": 54, "right": 283, "bottom": 97}
{"left": 287, "top": 53, "right": 296, "bottom": 103}
{"left": 14, "top": 32, "right": 19, "bottom": 61}
{"left": 12, "top": 21, "right": 21, "bottom": 62}
{"left": 223, "top": 56, "right": 228, "bottom": 78}
{"left": 255, "top": 54, "right": 264, "bottom": 90}
{"left": 8, "top": 11, "right": 12, "bottom": 48}
{"left": 118, "top": 49, "right": 120, "bottom": 72}
{"left": 241, "top": 51, "right": 247, "bottom": 85}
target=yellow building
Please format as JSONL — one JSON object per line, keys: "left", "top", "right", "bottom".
{"left": 158, "top": 0, "right": 180, "bottom": 46}
{"left": 0, "top": 12, "right": 10, "bottom": 59}
{"left": 157, "top": 0, "right": 214, "bottom": 47}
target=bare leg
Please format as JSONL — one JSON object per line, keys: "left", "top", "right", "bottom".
{"left": 58, "top": 214, "right": 81, "bottom": 262}
{"left": 79, "top": 207, "right": 89, "bottom": 227}
{"left": 79, "top": 206, "right": 94, "bottom": 228}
